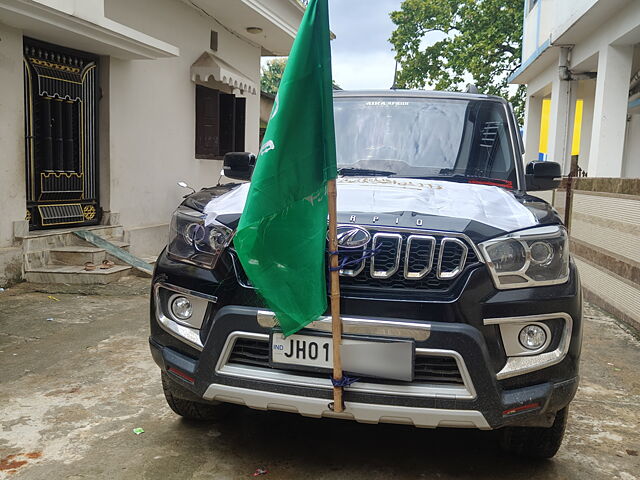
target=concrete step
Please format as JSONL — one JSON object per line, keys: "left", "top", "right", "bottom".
{"left": 50, "top": 246, "right": 106, "bottom": 266}
{"left": 73, "top": 230, "right": 152, "bottom": 277}
{"left": 21, "top": 225, "right": 126, "bottom": 254}
{"left": 24, "top": 265, "right": 132, "bottom": 284}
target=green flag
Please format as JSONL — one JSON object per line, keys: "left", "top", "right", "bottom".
{"left": 233, "top": 0, "right": 337, "bottom": 337}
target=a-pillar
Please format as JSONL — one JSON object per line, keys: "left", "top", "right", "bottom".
{"left": 588, "top": 44, "right": 633, "bottom": 177}
{"left": 523, "top": 91, "right": 543, "bottom": 165}
{"left": 547, "top": 73, "right": 577, "bottom": 174}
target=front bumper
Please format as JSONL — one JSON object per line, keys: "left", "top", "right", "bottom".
{"left": 150, "top": 250, "right": 582, "bottom": 430}
{"left": 150, "top": 307, "right": 580, "bottom": 430}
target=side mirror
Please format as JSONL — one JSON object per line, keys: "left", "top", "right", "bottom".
{"left": 223, "top": 152, "right": 256, "bottom": 181}
{"left": 525, "top": 161, "right": 562, "bottom": 191}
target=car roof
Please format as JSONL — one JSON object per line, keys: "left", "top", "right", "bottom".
{"left": 333, "top": 89, "right": 507, "bottom": 103}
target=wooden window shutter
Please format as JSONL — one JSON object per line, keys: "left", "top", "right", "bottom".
{"left": 195, "top": 85, "right": 220, "bottom": 159}
{"left": 219, "top": 93, "right": 236, "bottom": 155}
{"left": 234, "top": 97, "right": 246, "bottom": 152}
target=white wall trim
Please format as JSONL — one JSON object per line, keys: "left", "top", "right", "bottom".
{"left": 0, "top": 0, "right": 179, "bottom": 59}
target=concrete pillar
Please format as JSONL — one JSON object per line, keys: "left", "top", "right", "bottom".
{"left": 0, "top": 23, "right": 27, "bottom": 285}
{"left": 588, "top": 45, "right": 633, "bottom": 177}
{"left": 523, "top": 92, "right": 543, "bottom": 165}
{"left": 0, "top": 23, "right": 26, "bottom": 247}
{"left": 577, "top": 79, "right": 596, "bottom": 173}
{"left": 547, "top": 73, "right": 577, "bottom": 174}
{"left": 622, "top": 114, "right": 640, "bottom": 178}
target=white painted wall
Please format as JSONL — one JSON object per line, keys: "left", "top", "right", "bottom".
{"left": 32, "top": 0, "right": 105, "bottom": 18}
{"left": 522, "top": 0, "right": 604, "bottom": 62}
{"left": 521, "top": 1, "right": 538, "bottom": 60}
{"left": 552, "top": 0, "right": 597, "bottom": 37}
{"left": 102, "top": 0, "right": 262, "bottom": 254}
{"left": 0, "top": 23, "right": 26, "bottom": 248}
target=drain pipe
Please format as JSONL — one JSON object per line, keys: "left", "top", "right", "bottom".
{"left": 556, "top": 47, "right": 575, "bottom": 176}
{"left": 559, "top": 46, "right": 597, "bottom": 81}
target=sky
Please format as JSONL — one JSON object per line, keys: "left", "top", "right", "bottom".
{"left": 261, "top": 0, "right": 403, "bottom": 90}
{"left": 262, "top": 0, "right": 446, "bottom": 90}
{"left": 327, "top": 0, "right": 402, "bottom": 90}
{"left": 261, "top": 1, "right": 448, "bottom": 91}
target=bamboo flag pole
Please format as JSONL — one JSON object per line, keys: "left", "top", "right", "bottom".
{"left": 327, "top": 178, "right": 344, "bottom": 412}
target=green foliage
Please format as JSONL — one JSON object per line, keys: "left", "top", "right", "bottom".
{"left": 261, "top": 57, "right": 342, "bottom": 95}
{"left": 390, "top": 0, "right": 526, "bottom": 122}
{"left": 261, "top": 58, "right": 288, "bottom": 95}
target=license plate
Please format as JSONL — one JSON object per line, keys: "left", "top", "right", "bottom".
{"left": 270, "top": 332, "right": 415, "bottom": 381}
{"left": 271, "top": 333, "right": 333, "bottom": 369}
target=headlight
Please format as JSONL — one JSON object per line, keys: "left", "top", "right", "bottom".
{"left": 479, "top": 225, "right": 569, "bottom": 289}
{"left": 167, "top": 206, "right": 234, "bottom": 269}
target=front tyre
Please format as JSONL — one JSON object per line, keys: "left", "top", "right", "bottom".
{"left": 500, "top": 407, "right": 569, "bottom": 459}
{"left": 161, "top": 372, "right": 220, "bottom": 420}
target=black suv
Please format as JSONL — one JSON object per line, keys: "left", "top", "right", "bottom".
{"left": 150, "top": 90, "right": 582, "bottom": 458}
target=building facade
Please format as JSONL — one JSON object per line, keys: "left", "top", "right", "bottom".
{"left": 510, "top": 0, "right": 640, "bottom": 178}
{"left": 511, "top": 0, "right": 640, "bottom": 331}
{"left": 0, "top": 0, "right": 303, "bottom": 285}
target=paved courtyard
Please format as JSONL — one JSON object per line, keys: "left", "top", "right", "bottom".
{"left": 0, "top": 277, "right": 638, "bottom": 479}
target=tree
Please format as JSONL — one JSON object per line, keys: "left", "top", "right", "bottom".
{"left": 390, "top": 0, "right": 525, "bottom": 122}
{"left": 261, "top": 58, "right": 287, "bottom": 95}
{"left": 261, "top": 57, "right": 341, "bottom": 95}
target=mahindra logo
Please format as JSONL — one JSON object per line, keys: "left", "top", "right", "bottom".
{"left": 335, "top": 225, "right": 371, "bottom": 249}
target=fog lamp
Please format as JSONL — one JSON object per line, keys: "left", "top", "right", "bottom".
{"left": 171, "top": 296, "right": 193, "bottom": 321}
{"left": 519, "top": 324, "right": 547, "bottom": 350}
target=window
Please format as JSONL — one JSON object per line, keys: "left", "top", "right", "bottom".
{"left": 195, "top": 85, "right": 246, "bottom": 159}
{"left": 528, "top": 0, "right": 539, "bottom": 12}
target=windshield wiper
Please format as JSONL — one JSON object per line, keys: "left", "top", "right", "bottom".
{"left": 338, "top": 168, "right": 397, "bottom": 177}
{"left": 407, "top": 174, "right": 513, "bottom": 188}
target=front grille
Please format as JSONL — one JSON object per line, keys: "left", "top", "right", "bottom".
{"left": 228, "top": 338, "right": 270, "bottom": 367}
{"left": 228, "top": 338, "right": 464, "bottom": 386}
{"left": 414, "top": 356, "right": 463, "bottom": 384}
{"left": 336, "top": 228, "right": 480, "bottom": 292}
{"left": 230, "top": 229, "right": 481, "bottom": 293}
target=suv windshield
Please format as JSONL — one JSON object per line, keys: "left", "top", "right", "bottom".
{"left": 333, "top": 96, "right": 517, "bottom": 187}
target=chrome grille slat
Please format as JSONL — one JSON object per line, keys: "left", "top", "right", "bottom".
{"left": 370, "top": 233, "right": 402, "bottom": 279}
{"left": 437, "top": 238, "right": 469, "bottom": 280}
{"left": 404, "top": 235, "right": 436, "bottom": 279}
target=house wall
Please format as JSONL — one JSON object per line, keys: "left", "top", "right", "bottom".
{"left": 100, "top": 0, "right": 261, "bottom": 256}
